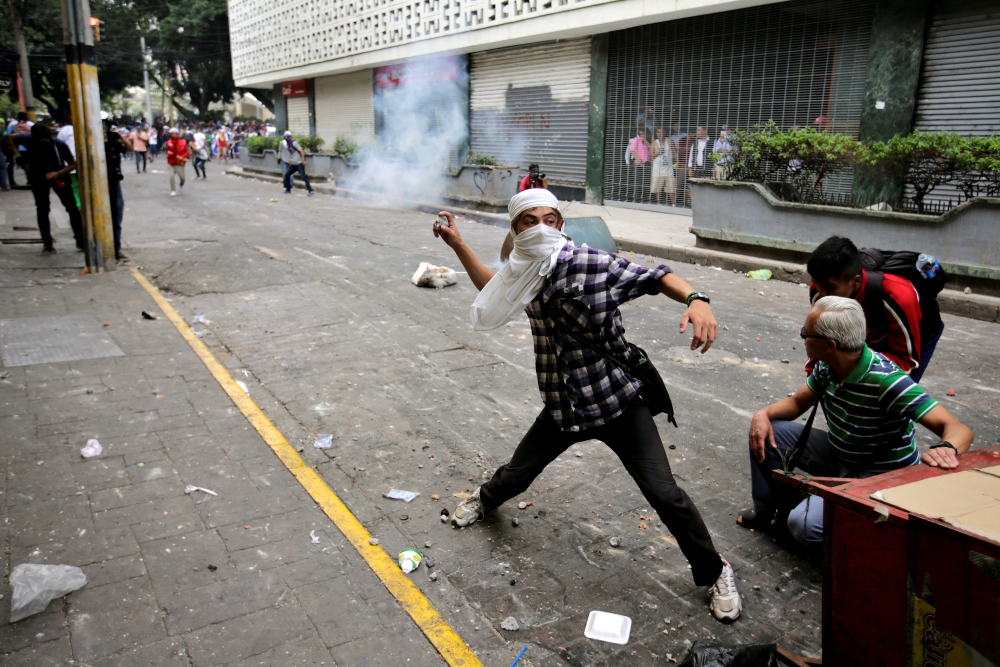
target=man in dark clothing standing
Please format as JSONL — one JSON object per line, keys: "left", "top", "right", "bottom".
{"left": 104, "top": 123, "right": 133, "bottom": 261}
{"left": 11, "top": 124, "right": 83, "bottom": 253}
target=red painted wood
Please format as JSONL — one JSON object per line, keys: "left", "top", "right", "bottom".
{"left": 812, "top": 444, "right": 1000, "bottom": 666}
{"left": 822, "top": 503, "right": 909, "bottom": 666}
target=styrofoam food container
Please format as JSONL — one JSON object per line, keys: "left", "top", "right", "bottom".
{"left": 584, "top": 610, "right": 632, "bottom": 645}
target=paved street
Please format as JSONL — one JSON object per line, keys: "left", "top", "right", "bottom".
{"left": 1, "top": 170, "right": 998, "bottom": 666}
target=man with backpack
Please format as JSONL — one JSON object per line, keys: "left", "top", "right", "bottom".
{"left": 738, "top": 296, "right": 973, "bottom": 546}
{"left": 806, "top": 236, "right": 946, "bottom": 381}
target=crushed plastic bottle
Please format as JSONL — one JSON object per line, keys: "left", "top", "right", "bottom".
{"left": 398, "top": 548, "right": 423, "bottom": 573}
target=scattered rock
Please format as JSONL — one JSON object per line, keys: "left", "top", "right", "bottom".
{"left": 609, "top": 536, "right": 621, "bottom": 548}
{"left": 511, "top": 517, "right": 519, "bottom": 527}
{"left": 424, "top": 541, "right": 432, "bottom": 548}
{"left": 207, "top": 564, "right": 217, "bottom": 572}
{"left": 429, "top": 571, "right": 438, "bottom": 581}
{"left": 369, "top": 538, "right": 380, "bottom": 546}
{"left": 500, "top": 616, "right": 520, "bottom": 631}
{"left": 946, "top": 389, "right": 957, "bottom": 396}
{"left": 964, "top": 287, "right": 972, "bottom": 294}
{"left": 431, "top": 494, "right": 440, "bottom": 500}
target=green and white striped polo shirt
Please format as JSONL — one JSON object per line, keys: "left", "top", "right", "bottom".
{"left": 806, "top": 345, "right": 938, "bottom": 472}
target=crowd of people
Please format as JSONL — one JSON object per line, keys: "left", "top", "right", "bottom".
{"left": 1, "top": 112, "right": 274, "bottom": 255}
{"left": 622, "top": 110, "right": 734, "bottom": 207}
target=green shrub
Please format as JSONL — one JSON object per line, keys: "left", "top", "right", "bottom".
{"left": 333, "top": 135, "right": 360, "bottom": 160}
{"left": 243, "top": 135, "right": 324, "bottom": 154}
{"left": 465, "top": 150, "right": 501, "bottom": 166}
{"left": 860, "top": 131, "right": 966, "bottom": 213}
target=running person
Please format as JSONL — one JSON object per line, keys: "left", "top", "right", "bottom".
{"left": 434, "top": 189, "right": 742, "bottom": 622}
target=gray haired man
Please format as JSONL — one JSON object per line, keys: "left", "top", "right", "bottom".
{"left": 739, "top": 296, "right": 973, "bottom": 546}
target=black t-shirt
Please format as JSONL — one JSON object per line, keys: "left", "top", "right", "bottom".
{"left": 16, "top": 137, "right": 74, "bottom": 184}
{"left": 105, "top": 138, "right": 125, "bottom": 184}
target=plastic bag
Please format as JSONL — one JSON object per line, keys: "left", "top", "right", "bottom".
{"left": 10, "top": 563, "right": 88, "bottom": 622}
{"left": 747, "top": 269, "right": 772, "bottom": 281}
{"left": 677, "top": 642, "right": 778, "bottom": 667}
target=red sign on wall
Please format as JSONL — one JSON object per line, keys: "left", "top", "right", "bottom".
{"left": 375, "top": 56, "right": 460, "bottom": 88}
{"left": 281, "top": 79, "right": 309, "bottom": 97}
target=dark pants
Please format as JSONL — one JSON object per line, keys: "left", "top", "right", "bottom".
{"left": 108, "top": 181, "right": 124, "bottom": 257}
{"left": 481, "top": 403, "right": 723, "bottom": 586}
{"left": 193, "top": 157, "right": 207, "bottom": 178}
{"left": 135, "top": 150, "right": 147, "bottom": 172}
{"left": 32, "top": 178, "right": 84, "bottom": 249}
{"left": 282, "top": 163, "right": 312, "bottom": 192}
{"left": 910, "top": 322, "right": 944, "bottom": 383}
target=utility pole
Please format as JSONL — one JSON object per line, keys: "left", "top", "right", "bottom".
{"left": 140, "top": 36, "right": 153, "bottom": 123}
{"left": 60, "top": 0, "right": 115, "bottom": 272}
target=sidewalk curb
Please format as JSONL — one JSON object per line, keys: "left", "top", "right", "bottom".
{"left": 226, "top": 168, "right": 1000, "bottom": 324}
{"left": 615, "top": 238, "right": 1000, "bottom": 324}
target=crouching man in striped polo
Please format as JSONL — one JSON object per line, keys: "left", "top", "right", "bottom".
{"left": 739, "top": 296, "right": 974, "bottom": 546}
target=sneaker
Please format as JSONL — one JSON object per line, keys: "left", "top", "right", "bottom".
{"left": 709, "top": 556, "right": 741, "bottom": 622}
{"left": 170, "top": 191, "right": 176, "bottom": 196}
{"left": 116, "top": 252, "right": 130, "bottom": 261}
{"left": 308, "top": 190, "right": 314, "bottom": 196}
{"left": 283, "top": 189, "right": 292, "bottom": 195}
{"left": 42, "top": 245, "right": 56, "bottom": 254}
{"left": 452, "top": 487, "right": 484, "bottom": 527}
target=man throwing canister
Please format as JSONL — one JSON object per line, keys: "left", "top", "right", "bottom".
{"left": 433, "top": 189, "right": 742, "bottom": 622}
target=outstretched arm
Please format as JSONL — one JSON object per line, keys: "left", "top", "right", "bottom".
{"left": 433, "top": 211, "right": 495, "bottom": 291}
{"left": 656, "top": 273, "right": 718, "bottom": 353}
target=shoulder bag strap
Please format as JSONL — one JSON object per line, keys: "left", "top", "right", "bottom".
{"left": 863, "top": 270, "right": 889, "bottom": 335}
{"left": 542, "top": 300, "right": 630, "bottom": 371}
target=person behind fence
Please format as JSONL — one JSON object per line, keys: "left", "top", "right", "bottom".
{"left": 278, "top": 131, "right": 314, "bottom": 196}
{"left": 650, "top": 127, "right": 676, "bottom": 206}
{"left": 807, "top": 236, "right": 944, "bottom": 381}
{"left": 712, "top": 126, "right": 732, "bottom": 180}
{"left": 738, "top": 296, "right": 973, "bottom": 547}
{"left": 432, "top": 188, "right": 743, "bottom": 622}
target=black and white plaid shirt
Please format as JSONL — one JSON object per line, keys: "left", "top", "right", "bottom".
{"left": 524, "top": 243, "right": 670, "bottom": 431}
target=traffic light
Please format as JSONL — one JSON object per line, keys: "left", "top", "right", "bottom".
{"left": 89, "top": 17, "right": 106, "bottom": 42}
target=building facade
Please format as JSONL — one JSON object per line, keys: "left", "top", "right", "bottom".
{"left": 229, "top": 0, "right": 1000, "bottom": 207}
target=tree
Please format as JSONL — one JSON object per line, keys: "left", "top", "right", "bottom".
{"left": 147, "top": 0, "right": 240, "bottom": 119}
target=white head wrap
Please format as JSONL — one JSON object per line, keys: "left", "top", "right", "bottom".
{"left": 508, "top": 188, "right": 559, "bottom": 223}
{"left": 470, "top": 190, "right": 567, "bottom": 330}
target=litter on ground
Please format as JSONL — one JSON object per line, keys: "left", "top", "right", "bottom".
{"left": 411, "top": 262, "right": 458, "bottom": 289}
{"left": 184, "top": 485, "right": 218, "bottom": 496}
{"left": 80, "top": 439, "right": 102, "bottom": 458}
{"left": 313, "top": 434, "right": 333, "bottom": 449}
{"left": 384, "top": 489, "right": 420, "bottom": 502}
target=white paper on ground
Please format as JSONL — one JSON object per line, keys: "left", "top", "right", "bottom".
{"left": 310, "top": 530, "right": 321, "bottom": 544}
{"left": 385, "top": 489, "right": 420, "bottom": 502}
{"left": 584, "top": 610, "right": 632, "bottom": 645}
{"left": 184, "top": 485, "right": 218, "bottom": 496}
{"left": 235, "top": 380, "right": 249, "bottom": 395}
{"left": 80, "top": 439, "right": 103, "bottom": 458}
{"left": 313, "top": 434, "right": 333, "bottom": 449}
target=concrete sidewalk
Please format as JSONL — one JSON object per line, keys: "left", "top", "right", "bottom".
{"left": 0, "top": 189, "right": 503, "bottom": 666}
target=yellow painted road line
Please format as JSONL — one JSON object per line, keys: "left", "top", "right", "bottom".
{"left": 132, "top": 269, "right": 483, "bottom": 667}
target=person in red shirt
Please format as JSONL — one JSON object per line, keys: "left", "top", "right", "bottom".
{"left": 807, "top": 236, "right": 939, "bottom": 380}
{"left": 518, "top": 164, "right": 548, "bottom": 192}
{"left": 165, "top": 128, "right": 190, "bottom": 196}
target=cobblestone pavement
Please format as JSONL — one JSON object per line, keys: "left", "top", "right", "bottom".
{"left": 2, "top": 171, "right": 998, "bottom": 666}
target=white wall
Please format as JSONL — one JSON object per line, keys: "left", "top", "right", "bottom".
{"left": 229, "top": 0, "right": 784, "bottom": 87}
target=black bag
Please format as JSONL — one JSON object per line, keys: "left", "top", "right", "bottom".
{"left": 677, "top": 641, "right": 778, "bottom": 667}
{"left": 859, "top": 248, "right": 949, "bottom": 344}
{"left": 543, "top": 301, "right": 677, "bottom": 427}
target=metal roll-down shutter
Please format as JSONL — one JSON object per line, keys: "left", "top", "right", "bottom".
{"left": 314, "top": 70, "right": 375, "bottom": 147}
{"left": 470, "top": 38, "right": 592, "bottom": 187}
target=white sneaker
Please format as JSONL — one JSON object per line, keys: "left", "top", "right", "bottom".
{"left": 452, "top": 487, "right": 483, "bottom": 527}
{"left": 709, "top": 555, "right": 741, "bottom": 622}
{"left": 170, "top": 191, "right": 176, "bottom": 196}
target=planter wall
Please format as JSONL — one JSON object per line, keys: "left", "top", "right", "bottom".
{"left": 690, "top": 179, "right": 1000, "bottom": 292}
{"left": 240, "top": 152, "right": 520, "bottom": 208}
